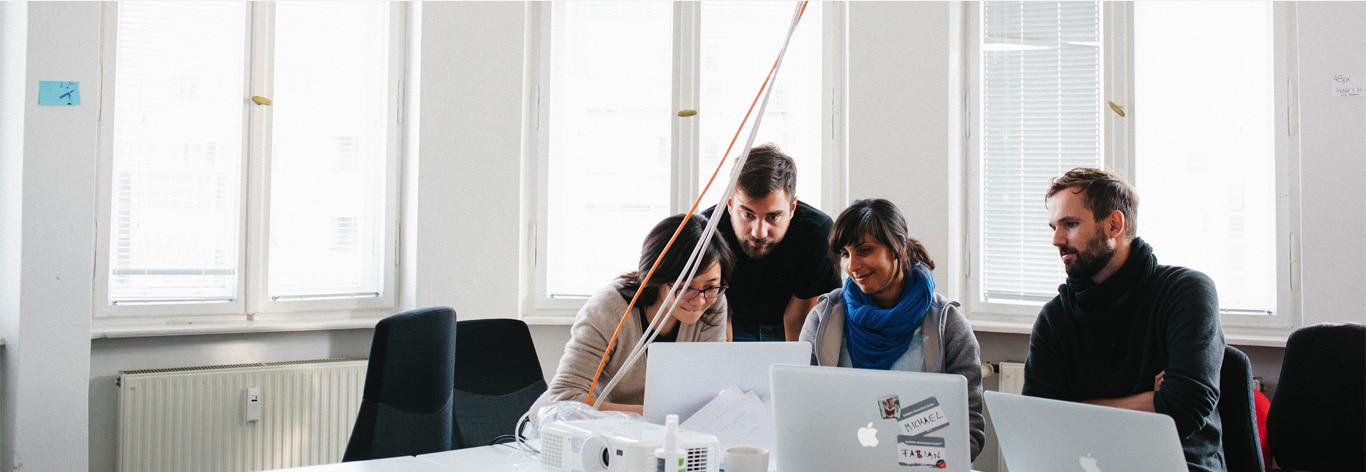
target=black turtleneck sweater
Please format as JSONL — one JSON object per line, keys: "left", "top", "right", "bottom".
{"left": 1023, "top": 238, "right": 1226, "bottom": 472}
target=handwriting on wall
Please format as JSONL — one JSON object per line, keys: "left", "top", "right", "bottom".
{"left": 1333, "top": 75, "right": 1363, "bottom": 98}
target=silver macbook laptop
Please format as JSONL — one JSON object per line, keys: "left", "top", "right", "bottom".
{"left": 643, "top": 341, "right": 811, "bottom": 424}
{"left": 985, "top": 390, "right": 1188, "bottom": 472}
{"left": 771, "top": 364, "right": 973, "bottom": 472}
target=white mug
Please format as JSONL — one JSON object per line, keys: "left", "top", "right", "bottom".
{"left": 723, "top": 446, "right": 769, "bottom": 472}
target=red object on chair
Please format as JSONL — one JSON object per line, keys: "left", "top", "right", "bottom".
{"left": 1253, "top": 388, "right": 1271, "bottom": 467}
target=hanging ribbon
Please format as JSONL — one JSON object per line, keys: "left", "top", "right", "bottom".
{"left": 588, "top": 1, "right": 810, "bottom": 408}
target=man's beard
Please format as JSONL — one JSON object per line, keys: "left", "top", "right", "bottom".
{"left": 739, "top": 236, "right": 776, "bottom": 259}
{"left": 1062, "top": 227, "right": 1115, "bottom": 280}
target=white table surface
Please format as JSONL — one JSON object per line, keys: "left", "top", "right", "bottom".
{"left": 270, "top": 444, "right": 978, "bottom": 472}
{"left": 417, "top": 444, "right": 548, "bottom": 471}
{"left": 274, "top": 455, "right": 454, "bottom": 472}
{"left": 420, "top": 444, "right": 783, "bottom": 472}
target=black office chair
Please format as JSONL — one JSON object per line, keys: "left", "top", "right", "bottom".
{"left": 1218, "top": 345, "right": 1264, "bottom": 472}
{"left": 1266, "top": 322, "right": 1365, "bottom": 472}
{"left": 451, "top": 318, "right": 548, "bottom": 449}
{"left": 343, "top": 306, "right": 458, "bottom": 461}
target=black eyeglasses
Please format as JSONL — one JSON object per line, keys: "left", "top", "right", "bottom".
{"left": 680, "top": 283, "right": 728, "bottom": 301}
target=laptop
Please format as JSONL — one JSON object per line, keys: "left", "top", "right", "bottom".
{"left": 985, "top": 390, "right": 1188, "bottom": 472}
{"left": 642, "top": 341, "right": 811, "bottom": 424}
{"left": 771, "top": 364, "right": 973, "bottom": 472}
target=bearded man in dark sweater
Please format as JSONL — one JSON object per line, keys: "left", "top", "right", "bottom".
{"left": 1023, "top": 168, "right": 1226, "bottom": 472}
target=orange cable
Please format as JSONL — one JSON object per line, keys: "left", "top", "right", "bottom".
{"left": 586, "top": 1, "right": 809, "bottom": 408}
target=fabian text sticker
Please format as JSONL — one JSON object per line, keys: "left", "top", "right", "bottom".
{"left": 898, "top": 397, "right": 949, "bottom": 437}
{"left": 897, "top": 435, "right": 948, "bottom": 468}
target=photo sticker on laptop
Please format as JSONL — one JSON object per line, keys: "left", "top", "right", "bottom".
{"left": 880, "top": 395, "right": 902, "bottom": 419}
{"left": 898, "top": 397, "right": 950, "bottom": 437}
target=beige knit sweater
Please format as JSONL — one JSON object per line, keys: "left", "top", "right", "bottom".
{"left": 546, "top": 278, "right": 728, "bottom": 406}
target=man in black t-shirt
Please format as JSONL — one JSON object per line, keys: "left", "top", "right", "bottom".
{"left": 702, "top": 143, "right": 840, "bottom": 341}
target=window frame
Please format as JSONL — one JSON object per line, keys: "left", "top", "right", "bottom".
{"left": 92, "top": 2, "right": 409, "bottom": 325}
{"left": 520, "top": 2, "right": 847, "bottom": 321}
{"left": 963, "top": 2, "right": 1301, "bottom": 340}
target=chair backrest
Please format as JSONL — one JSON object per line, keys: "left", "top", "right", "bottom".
{"left": 343, "top": 306, "right": 458, "bottom": 461}
{"left": 451, "top": 318, "right": 547, "bottom": 449}
{"left": 1218, "top": 345, "right": 1264, "bottom": 472}
{"left": 1267, "top": 322, "right": 1366, "bottom": 471}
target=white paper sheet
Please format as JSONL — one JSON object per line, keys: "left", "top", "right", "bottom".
{"left": 679, "top": 384, "right": 775, "bottom": 455}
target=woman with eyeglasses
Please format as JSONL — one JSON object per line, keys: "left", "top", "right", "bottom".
{"left": 799, "top": 198, "right": 985, "bottom": 460}
{"left": 546, "top": 213, "right": 734, "bottom": 414}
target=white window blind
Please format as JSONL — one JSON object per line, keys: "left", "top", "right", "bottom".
{"left": 268, "top": 2, "right": 391, "bottom": 300}
{"left": 979, "top": 1, "right": 1102, "bottom": 303}
{"left": 545, "top": 2, "right": 675, "bottom": 299}
{"left": 542, "top": 2, "right": 824, "bottom": 300}
{"left": 1134, "top": 1, "right": 1276, "bottom": 316}
{"left": 109, "top": 2, "right": 247, "bottom": 303}
{"left": 697, "top": 2, "right": 823, "bottom": 207}
{"left": 104, "top": 2, "right": 399, "bottom": 313}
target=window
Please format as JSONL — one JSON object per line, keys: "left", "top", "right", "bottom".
{"left": 973, "top": 1, "right": 1103, "bottom": 308}
{"left": 95, "top": 2, "right": 406, "bottom": 322}
{"left": 968, "top": 1, "right": 1298, "bottom": 335}
{"left": 1133, "top": 1, "right": 1289, "bottom": 325}
{"left": 527, "top": 2, "right": 838, "bottom": 316}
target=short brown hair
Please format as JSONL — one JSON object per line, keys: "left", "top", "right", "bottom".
{"left": 736, "top": 143, "right": 797, "bottom": 200}
{"left": 1046, "top": 167, "right": 1139, "bottom": 240}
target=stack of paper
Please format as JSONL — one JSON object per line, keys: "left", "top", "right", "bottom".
{"left": 679, "top": 385, "right": 774, "bottom": 454}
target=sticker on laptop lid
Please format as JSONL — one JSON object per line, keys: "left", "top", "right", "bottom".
{"left": 897, "top": 435, "right": 948, "bottom": 468}
{"left": 898, "top": 397, "right": 950, "bottom": 437}
{"left": 879, "top": 395, "right": 902, "bottom": 419}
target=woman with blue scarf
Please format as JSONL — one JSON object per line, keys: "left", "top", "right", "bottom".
{"left": 799, "top": 198, "right": 985, "bottom": 460}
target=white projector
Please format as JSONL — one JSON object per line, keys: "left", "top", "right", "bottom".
{"left": 538, "top": 418, "right": 720, "bottom": 472}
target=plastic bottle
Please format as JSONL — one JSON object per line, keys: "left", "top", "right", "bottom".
{"left": 654, "top": 414, "right": 686, "bottom": 472}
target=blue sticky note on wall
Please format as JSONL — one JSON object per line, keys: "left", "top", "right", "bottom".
{"left": 38, "top": 81, "right": 81, "bottom": 106}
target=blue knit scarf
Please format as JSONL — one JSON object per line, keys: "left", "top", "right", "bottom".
{"left": 843, "top": 263, "right": 935, "bottom": 370}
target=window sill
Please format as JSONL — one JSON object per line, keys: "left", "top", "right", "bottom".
{"left": 965, "top": 319, "right": 1288, "bottom": 348}
{"left": 521, "top": 315, "right": 576, "bottom": 327}
{"left": 91, "top": 314, "right": 386, "bottom": 339}
{"left": 964, "top": 319, "right": 1035, "bottom": 335}
{"left": 1224, "top": 333, "right": 1287, "bottom": 349}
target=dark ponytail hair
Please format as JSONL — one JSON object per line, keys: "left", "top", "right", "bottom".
{"left": 621, "top": 213, "right": 735, "bottom": 307}
{"left": 830, "top": 198, "right": 935, "bottom": 271}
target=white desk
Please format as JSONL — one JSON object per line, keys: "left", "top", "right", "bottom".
{"left": 265, "top": 445, "right": 544, "bottom": 472}
{"left": 270, "top": 445, "right": 978, "bottom": 472}
{"left": 417, "top": 444, "right": 547, "bottom": 471}
{"left": 419, "top": 444, "right": 778, "bottom": 472}
{"left": 275, "top": 455, "right": 454, "bottom": 472}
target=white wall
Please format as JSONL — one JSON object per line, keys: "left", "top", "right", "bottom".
{"left": 6, "top": 3, "right": 99, "bottom": 471}
{"left": 0, "top": 2, "right": 1359, "bottom": 472}
{"left": 1295, "top": 2, "right": 1366, "bottom": 329}
{"left": 847, "top": 2, "right": 963, "bottom": 298}
{"left": 414, "top": 2, "right": 527, "bottom": 315}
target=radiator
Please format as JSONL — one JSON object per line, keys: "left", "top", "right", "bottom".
{"left": 997, "top": 361, "right": 1025, "bottom": 396}
{"left": 117, "top": 358, "right": 368, "bottom": 472}
{"left": 995, "top": 361, "right": 1026, "bottom": 472}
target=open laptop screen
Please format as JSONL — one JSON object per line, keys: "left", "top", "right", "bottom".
{"left": 643, "top": 341, "right": 811, "bottom": 424}
{"left": 985, "top": 390, "right": 1188, "bottom": 472}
